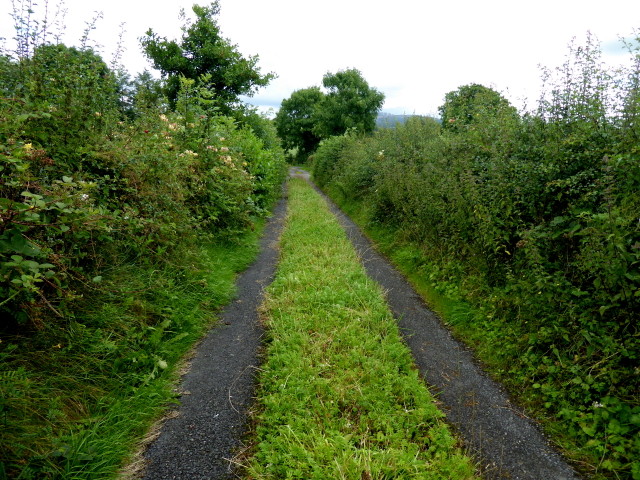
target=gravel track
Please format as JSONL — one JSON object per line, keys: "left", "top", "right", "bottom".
{"left": 140, "top": 195, "right": 287, "bottom": 480}
{"left": 141, "top": 169, "right": 581, "bottom": 480}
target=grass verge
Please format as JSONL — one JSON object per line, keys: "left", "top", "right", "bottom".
{"left": 0, "top": 220, "right": 266, "bottom": 480}
{"left": 243, "top": 179, "right": 476, "bottom": 479}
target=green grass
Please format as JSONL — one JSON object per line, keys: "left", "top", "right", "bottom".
{"left": 0, "top": 220, "right": 266, "bottom": 480}
{"left": 244, "top": 179, "right": 476, "bottom": 479}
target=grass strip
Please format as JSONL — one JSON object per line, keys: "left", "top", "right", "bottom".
{"left": 244, "top": 179, "right": 476, "bottom": 479}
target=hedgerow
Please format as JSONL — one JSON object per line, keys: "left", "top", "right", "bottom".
{"left": 0, "top": 5, "right": 286, "bottom": 477}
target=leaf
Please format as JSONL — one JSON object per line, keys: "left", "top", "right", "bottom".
{"left": 0, "top": 198, "right": 29, "bottom": 211}
{"left": 580, "top": 422, "right": 597, "bottom": 437}
{"left": 62, "top": 176, "right": 73, "bottom": 183}
{"left": 92, "top": 276, "right": 103, "bottom": 283}
{"left": 22, "top": 260, "right": 40, "bottom": 271}
{"left": 10, "top": 233, "right": 41, "bottom": 256}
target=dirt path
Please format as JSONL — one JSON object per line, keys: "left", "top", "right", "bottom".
{"left": 140, "top": 169, "right": 580, "bottom": 480}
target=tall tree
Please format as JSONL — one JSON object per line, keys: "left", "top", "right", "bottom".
{"left": 313, "top": 68, "right": 385, "bottom": 137}
{"left": 140, "top": 2, "right": 274, "bottom": 113}
{"left": 274, "top": 87, "right": 325, "bottom": 161}
{"left": 438, "top": 83, "right": 517, "bottom": 132}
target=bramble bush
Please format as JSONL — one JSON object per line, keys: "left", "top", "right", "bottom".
{"left": 313, "top": 33, "right": 640, "bottom": 479}
{"left": 1, "top": 48, "right": 285, "bottom": 327}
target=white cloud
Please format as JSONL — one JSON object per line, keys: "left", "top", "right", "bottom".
{"left": 1, "top": 0, "right": 638, "bottom": 116}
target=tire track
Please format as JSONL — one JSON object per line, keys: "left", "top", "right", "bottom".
{"left": 304, "top": 171, "right": 580, "bottom": 480}
{"left": 140, "top": 194, "right": 287, "bottom": 480}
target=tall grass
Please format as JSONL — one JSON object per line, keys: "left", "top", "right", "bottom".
{"left": 0, "top": 224, "right": 266, "bottom": 479}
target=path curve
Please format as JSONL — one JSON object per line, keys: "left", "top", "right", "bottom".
{"left": 140, "top": 194, "right": 287, "bottom": 480}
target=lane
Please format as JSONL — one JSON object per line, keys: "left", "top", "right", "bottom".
{"left": 139, "top": 169, "right": 581, "bottom": 480}
{"left": 140, "top": 195, "right": 287, "bottom": 480}
{"left": 305, "top": 173, "right": 581, "bottom": 480}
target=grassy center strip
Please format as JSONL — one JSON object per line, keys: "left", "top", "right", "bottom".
{"left": 244, "top": 179, "right": 476, "bottom": 479}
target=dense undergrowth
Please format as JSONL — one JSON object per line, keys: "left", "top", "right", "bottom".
{"left": 311, "top": 34, "right": 640, "bottom": 479}
{"left": 0, "top": 5, "right": 286, "bottom": 478}
{"left": 244, "top": 179, "right": 476, "bottom": 479}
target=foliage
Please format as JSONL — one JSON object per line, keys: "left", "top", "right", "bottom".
{"left": 140, "top": 1, "right": 274, "bottom": 113}
{"left": 274, "top": 87, "right": 325, "bottom": 163}
{"left": 313, "top": 68, "right": 385, "bottom": 138}
{"left": 244, "top": 179, "right": 476, "bottom": 479}
{"left": 0, "top": 3, "right": 286, "bottom": 477}
{"left": 3, "top": 43, "right": 121, "bottom": 169}
{"left": 313, "top": 33, "right": 640, "bottom": 480}
{"left": 275, "top": 69, "right": 385, "bottom": 162}
{"left": 438, "top": 83, "right": 518, "bottom": 132}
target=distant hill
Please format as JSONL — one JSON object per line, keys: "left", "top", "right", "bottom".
{"left": 375, "top": 112, "right": 439, "bottom": 129}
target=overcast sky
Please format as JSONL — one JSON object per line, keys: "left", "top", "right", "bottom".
{"left": 1, "top": 0, "right": 638, "bottom": 116}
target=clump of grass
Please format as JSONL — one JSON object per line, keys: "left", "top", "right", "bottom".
{"left": 244, "top": 179, "right": 476, "bottom": 479}
{"left": 0, "top": 222, "right": 265, "bottom": 479}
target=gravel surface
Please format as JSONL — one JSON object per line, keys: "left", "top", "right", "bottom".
{"left": 140, "top": 195, "right": 287, "bottom": 480}
{"left": 309, "top": 177, "right": 581, "bottom": 480}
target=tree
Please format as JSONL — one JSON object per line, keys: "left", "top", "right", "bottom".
{"left": 274, "top": 87, "right": 325, "bottom": 161}
{"left": 274, "top": 69, "right": 384, "bottom": 160}
{"left": 313, "top": 68, "right": 385, "bottom": 137}
{"left": 140, "top": 2, "right": 274, "bottom": 113}
{"left": 439, "top": 83, "right": 517, "bottom": 132}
